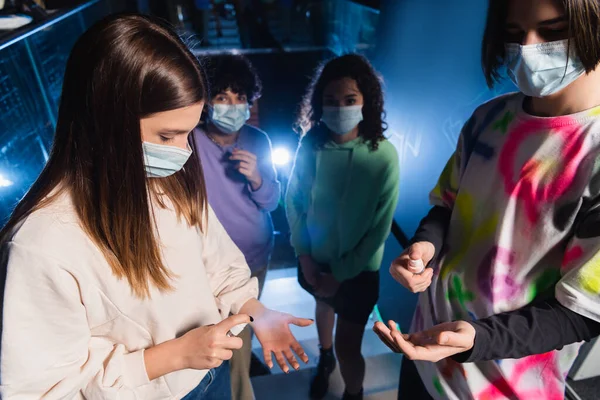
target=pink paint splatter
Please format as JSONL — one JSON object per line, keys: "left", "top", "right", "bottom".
{"left": 476, "top": 352, "right": 563, "bottom": 400}
{"left": 499, "top": 119, "right": 586, "bottom": 224}
{"left": 439, "top": 358, "right": 466, "bottom": 380}
{"left": 562, "top": 245, "right": 584, "bottom": 273}
{"left": 477, "top": 246, "right": 522, "bottom": 302}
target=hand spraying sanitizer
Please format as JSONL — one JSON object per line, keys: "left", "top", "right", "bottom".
{"left": 408, "top": 259, "right": 425, "bottom": 274}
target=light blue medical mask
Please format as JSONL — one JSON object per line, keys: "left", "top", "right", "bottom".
{"left": 506, "top": 39, "right": 585, "bottom": 98}
{"left": 142, "top": 141, "right": 192, "bottom": 178}
{"left": 321, "top": 105, "right": 364, "bottom": 135}
{"left": 209, "top": 104, "right": 250, "bottom": 134}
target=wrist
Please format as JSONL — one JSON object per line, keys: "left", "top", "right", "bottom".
{"left": 171, "top": 336, "right": 189, "bottom": 371}
{"left": 250, "top": 176, "right": 263, "bottom": 191}
{"left": 144, "top": 337, "right": 187, "bottom": 380}
{"left": 239, "top": 298, "right": 267, "bottom": 319}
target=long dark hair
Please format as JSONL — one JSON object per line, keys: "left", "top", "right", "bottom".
{"left": 0, "top": 14, "right": 208, "bottom": 298}
{"left": 482, "top": 0, "right": 600, "bottom": 87}
{"left": 296, "top": 54, "right": 386, "bottom": 150}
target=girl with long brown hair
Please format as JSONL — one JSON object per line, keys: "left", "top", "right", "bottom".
{"left": 0, "top": 13, "right": 311, "bottom": 399}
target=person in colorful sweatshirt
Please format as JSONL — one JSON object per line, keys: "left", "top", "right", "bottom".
{"left": 286, "top": 54, "right": 399, "bottom": 400}
{"left": 193, "top": 53, "right": 280, "bottom": 400}
{"left": 374, "top": 0, "right": 600, "bottom": 399}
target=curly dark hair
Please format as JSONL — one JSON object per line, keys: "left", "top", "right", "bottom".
{"left": 296, "top": 53, "right": 386, "bottom": 151}
{"left": 201, "top": 53, "right": 263, "bottom": 104}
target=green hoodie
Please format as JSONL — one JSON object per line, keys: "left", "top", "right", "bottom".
{"left": 286, "top": 137, "right": 399, "bottom": 281}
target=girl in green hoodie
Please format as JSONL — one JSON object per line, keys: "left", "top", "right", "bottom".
{"left": 286, "top": 54, "right": 399, "bottom": 400}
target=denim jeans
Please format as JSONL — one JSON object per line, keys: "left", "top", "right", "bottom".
{"left": 182, "top": 361, "right": 231, "bottom": 400}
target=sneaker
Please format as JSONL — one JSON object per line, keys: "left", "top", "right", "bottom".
{"left": 0, "top": 14, "right": 32, "bottom": 30}
{"left": 309, "top": 346, "right": 336, "bottom": 399}
{"left": 342, "top": 388, "right": 364, "bottom": 400}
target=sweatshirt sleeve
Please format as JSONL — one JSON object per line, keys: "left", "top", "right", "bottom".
{"left": 451, "top": 297, "right": 600, "bottom": 363}
{"left": 0, "top": 242, "right": 159, "bottom": 399}
{"left": 452, "top": 198, "right": 600, "bottom": 363}
{"left": 410, "top": 205, "right": 452, "bottom": 260}
{"left": 202, "top": 206, "right": 259, "bottom": 317}
{"left": 249, "top": 132, "right": 281, "bottom": 212}
{"left": 285, "top": 145, "right": 312, "bottom": 256}
{"left": 330, "top": 144, "right": 400, "bottom": 281}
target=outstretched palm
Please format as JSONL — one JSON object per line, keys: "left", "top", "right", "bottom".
{"left": 373, "top": 320, "right": 475, "bottom": 362}
{"left": 252, "top": 308, "right": 313, "bottom": 373}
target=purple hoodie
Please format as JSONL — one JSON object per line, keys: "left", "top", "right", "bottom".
{"left": 193, "top": 125, "right": 280, "bottom": 271}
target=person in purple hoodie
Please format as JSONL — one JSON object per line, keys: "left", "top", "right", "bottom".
{"left": 192, "top": 53, "right": 281, "bottom": 400}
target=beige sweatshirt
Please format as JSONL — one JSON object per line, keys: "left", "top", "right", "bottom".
{"left": 0, "top": 192, "right": 258, "bottom": 399}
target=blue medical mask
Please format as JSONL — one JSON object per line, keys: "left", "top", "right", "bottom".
{"left": 209, "top": 104, "right": 250, "bottom": 134}
{"left": 142, "top": 141, "right": 192, "bottom": 178}
{"left": 321, "top": 105, "right": 364, "bottom": 135}
{"left": 506, "top": 39, "right": 585, "bottom": 98}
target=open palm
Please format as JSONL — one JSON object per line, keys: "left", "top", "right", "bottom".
{"left": 373, "top": 320, "right": 475, "bottom": 362}
{"left": 252, "top": 308, "right": 313, "bottom": 373}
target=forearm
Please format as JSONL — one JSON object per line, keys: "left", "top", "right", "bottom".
{"left": 144, "top": 338, "right": 186, "bottom": 381}
{"left": 452, "top": 297, "right": 600, "bottom": 363}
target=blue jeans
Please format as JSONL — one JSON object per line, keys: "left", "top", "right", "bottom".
{"left": 182, "top": 361, "right": 231, "bottom": 400}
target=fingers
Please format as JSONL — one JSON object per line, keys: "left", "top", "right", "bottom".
{"left": 217, "top": 314, "right": 252, "bottom": 333}
{"left": 273, "top": 350, "right": 289, "bottom": 373}
{"left": 208, "top": 348, "right": 234, "bottom": 361}
{"left": 283, "top": 348, "right": 300, "bottom": 371}
{"left": 291, "top": 340, "right": 309, "bottom": 364}
{"left": 263, "top": 348, "right": 274, "bottom": 369}
{"left": 389, "top": 328, "right": 420, "bottom": 359}
{"left": 238, "top": 167, "right": 252, "bottom": 177}
{"left": 407, "top": 258, "right": 425, "bottom": 274}
{"left": 411, "top": 268, "right": 434, "bottom": 292}
{"left": 290, "top": 317, "right": 314, "bottom": 327}
{"left": 232, "top": 149, "right": 257, "bottom": 158}
{"left": 235, "top": 160, "right": 254, "bottom": 169}
{"left": 230, "top": 150, "right": 257, "bottom": 163}
{"left": 235, "top": 161, "right": 257, "bottom": 179}
{"left": 411, "top": 241, "right": 435, "bottom": 264}
{"left": 407, "top": 322, "right": 460, "bottom": 346}
{"left": 389, "top": 262, "right": 434, "bottom": 293}
{"left": 408, "top": 244, "right": 424, "bottom": 262}
{"left": 222, "top": 336, "right": 244, "bottom": 350}
{"left": 373, "top": 321, "right": 401, "bottom": 353}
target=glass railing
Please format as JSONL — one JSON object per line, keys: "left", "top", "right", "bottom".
{"left": 182, "top": 0, "right": 379, "bottom": 54}
{"left": 0, "top": 0, "right": 121, "bottom": 224}
{"left": 324, "top": 0, "right": 379, "bottom": 55}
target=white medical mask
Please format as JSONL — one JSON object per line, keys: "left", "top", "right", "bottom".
{"left": 142, "top": 141, "right": 192, "bottom": 178}
{"left": 505, "top": 39, "right": 585, "bottom": 98}
{"left": 209, "top": 104, "right": 250, "bottom": 134}
{"left": 321, "top": 105, "right": 364, "bottom": 135}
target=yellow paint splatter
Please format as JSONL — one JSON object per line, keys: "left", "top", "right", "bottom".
{"left": 440, "top": 192, "right": 499, "bottom": 279}
{"left": 578, "top": 251, "right": 600, "bottom": 294}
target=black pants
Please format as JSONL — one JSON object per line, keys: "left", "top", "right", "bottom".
{"left": 398, "top": 357, "right": 433, "bottom": 400}
{"left": 297, "top": 264, "right": 379, "bottom": 326}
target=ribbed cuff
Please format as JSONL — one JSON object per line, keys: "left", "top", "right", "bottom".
{"left": 249, "top": 181, "right": 277, "bottom": 205}
{"left": 450, "top": 322, "right": 490, "bottom": 363}
{"left": 123, "top": 349, "right": 151, "bottom": 387}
